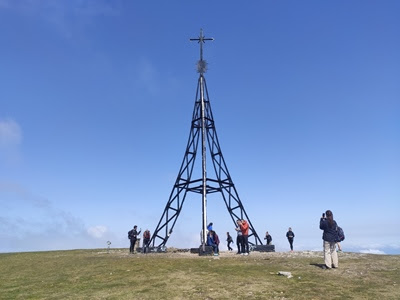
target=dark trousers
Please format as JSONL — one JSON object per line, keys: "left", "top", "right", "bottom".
{"left": 236, "top": 235, "right": 242, "bottom": 253}
{"left": 142, "top": 238, "right": 150, "bottom": 253}
{"left": 130, "top": 238, "right": 137, "bottom": 253}
{"left": 288, "top": 238, "right": 294, "bottom": 251}
{"left": 227, "top": 241, "right": 233, "bottom": 251}
{"left": 241, "top": 235, "right": 249, "bottom": 253}
{"left": 208, "top": 242, "right": 218, "bottom": 254}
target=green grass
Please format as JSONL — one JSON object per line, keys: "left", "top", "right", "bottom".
{"left": 0, "top": 249, "right": 399, "bottom": 299}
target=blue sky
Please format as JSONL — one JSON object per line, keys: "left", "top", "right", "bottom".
{"left": 1, "top": 0, "right": 399, "bottom": 255}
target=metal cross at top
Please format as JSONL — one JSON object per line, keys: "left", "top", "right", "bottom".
{"left": 190, "top": 29, "right": 214, "bottom": 73}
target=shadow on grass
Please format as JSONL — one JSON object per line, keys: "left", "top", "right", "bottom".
{"left": 310, "top": 263, "right": 327, "bottom": 269}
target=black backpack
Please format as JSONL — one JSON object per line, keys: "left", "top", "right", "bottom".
{"left": 336, "top": 226, "right": 345, "bottom": 242}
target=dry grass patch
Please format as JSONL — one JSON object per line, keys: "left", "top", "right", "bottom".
{"left": 0, "top": 249, "right": 399, "bottom": 299}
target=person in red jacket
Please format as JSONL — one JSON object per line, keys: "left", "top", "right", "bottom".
{"left": 237, "top": 219, "right": 249, "bottom": 255}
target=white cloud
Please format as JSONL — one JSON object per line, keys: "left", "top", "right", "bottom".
{"left": 0, "top": 119, "right": 22, "bottom": 147}
{"left": 0, "top": 183, "right": 118, "bottom": 252}
{"left": 360, "top": 249, "right": 386, "bottom": 255}
{"left": 87, "top": 225, "right": 108, "bottom": 238}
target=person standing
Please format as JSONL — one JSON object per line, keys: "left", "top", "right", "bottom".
{"left": 213, "top": 231, "right": 220, "bottom": 254}
{"left": 286, "top": 227, "right": 295, "bottom": 252}
{"left": 226, "top": 232, "right": 233, "bottom": 251}
{"left": 235, "top": 224, "right": 242, "bottom": 254}
{"left": 238, "top": 219, "right": 249, "bottom": 255}
{"left": 320, "top": 210, "right": 339, "bottom": 269}
{"left": 128, "top": 225, "right": 141, "bottom": 254}
{"left": 264, "top": 231, "right": 272, "bottom": 245}
{"left": 207, "top": 231, "right": 218, "bottom": 256}
{"left": 142, "top": 229, "right": 151, "bottom": 253}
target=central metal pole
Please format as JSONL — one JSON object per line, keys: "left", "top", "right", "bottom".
{"left": 200, "top": 74, "right": 207, "bottom": 251}
{"left": 190, "top": 29, "right": 214, "bottom": 252}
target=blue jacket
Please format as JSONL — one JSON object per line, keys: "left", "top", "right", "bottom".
{"left": 320, "top": 218, "right": 338, "bottom": 242}
{"left": 207, "top": 235, "right": 216, "bottom": 246}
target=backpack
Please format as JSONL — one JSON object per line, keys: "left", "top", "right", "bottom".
{"left": 128, "top": 230, "right": 132, "bottom": 239}
{"left": 336, "top": 226, "right": 345, "bottom": 242}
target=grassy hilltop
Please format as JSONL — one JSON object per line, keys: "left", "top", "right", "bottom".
{"left": 0, "top": 249, "right": 399, "bottom": 299}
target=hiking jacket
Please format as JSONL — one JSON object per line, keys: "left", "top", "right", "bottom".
{"left": 236, "top": 227, "right": 242, "bottom": 236}
{"left": 240, "top": 220, "right": 249, "bottom": 236}
{"left": 207, "top": 235, "right": 216, "bottom": 246}
{"left": 129, "top": 229, "right": 140, "bottom": 240}
{"left": 143, "top": 231, "right": 150, "bottom": 240}
{"left": 320, "top": 218, "right": 338, "bottom": 243}
{"left": 214, "top": 234, "right": 220, "bottom": 245}
{"left": 286, "top": 231, "right": 295, "bottom": 240}
{"left": 265, "top": 234, "right": 272, "bottom": 244}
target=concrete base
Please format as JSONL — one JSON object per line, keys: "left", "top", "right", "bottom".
{"left": 136, "top": 246, "right": 166, "bottom": 253}
{"left": 191, "top": 245, "right": 214, "bottom": 256}
{"left": 252, "top": 244, "right": 275, "bottom": 252}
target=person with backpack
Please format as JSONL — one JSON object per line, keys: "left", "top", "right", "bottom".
{"left": 286, "top": 227, "right": 295, "bottom": 252}
{"left": 142, "top": 229, "right": 151, "bottom": 253}
{"left": 226, "top": 232, "right": 233, "bottom": 251}
{"left": 320, "top": 210, "right": 339, "bottom": 269}
{"left": 128, "top": 225, "right": 141, "bottom": 254}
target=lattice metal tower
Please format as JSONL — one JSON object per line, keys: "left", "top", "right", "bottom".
{"left": 150, "top": 29, "right": 263, "bottom": 251}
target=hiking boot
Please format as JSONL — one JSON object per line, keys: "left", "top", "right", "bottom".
{"left": 322, "top": 265, "right": 332, "bottom": 270}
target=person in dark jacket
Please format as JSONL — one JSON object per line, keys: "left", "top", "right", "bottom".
{"left": 264, "top": 231, "right": 272, "bottom": 245}
{"left": 286, "top": 227, "right": 295, "bottom": 252}
{"left": 320, "top": 210, "right": 339, "bottom": 269}
{"left": 226, "top": 232, "right": 233, "bottom": 251}
{"left": 128, "top": 225, "right": 141, "bottom": 254}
